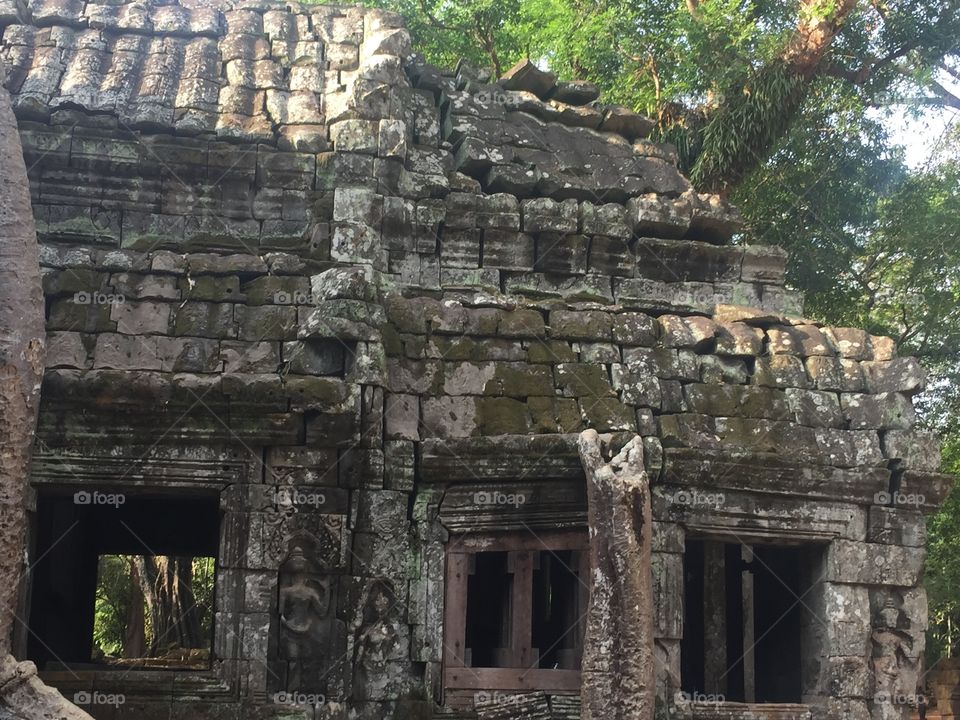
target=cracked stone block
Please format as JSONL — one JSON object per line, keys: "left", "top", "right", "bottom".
{"left": 45, "top": 331, "right": 89, "bottom": 368}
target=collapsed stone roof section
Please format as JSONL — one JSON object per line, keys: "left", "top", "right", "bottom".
{"left": 0, "top": 0, "right": 741, "bottom": 242}
{"left": 408, "top": 59, "right": 739, "bottom": 239}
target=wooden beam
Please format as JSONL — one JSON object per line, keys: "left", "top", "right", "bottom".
{"left": 444, "top": 667, "right": 581, "bottom": 691}
{"left": 453, "top": 531, "right": 587, "bottom": 553}
{"left": 508, "top": 550, "right": 535, "bottom": 669}
{"left": 703, "top": 541, "right": 726, "bottom": 695}
{"left": 444, "top": 553, "right": 470, "bottom": 669}
{"left": 742, "top": 544, "right": 756, "bottom": 703}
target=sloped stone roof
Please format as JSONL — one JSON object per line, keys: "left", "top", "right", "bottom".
{"left": 1, "top": 0, "right": 739, "bottom": 233}
{"left": 1, "top": 0, "right": 370, "bottom": 141}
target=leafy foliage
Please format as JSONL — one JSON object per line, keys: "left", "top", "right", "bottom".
{"left": 93, "top": 555, "right": 135, "bottom": 657}
{"left": 691, "top": 62, "right": 806, "bottom": 189}
{"left": 93, "top": 555, "right": 216, "bottom": 659}
{"left": 927, "top": 441, "right": 960, "bottom": 661}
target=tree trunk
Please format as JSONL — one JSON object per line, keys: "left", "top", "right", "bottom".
{"left": 134, "top": 556, "right": 203, "bottom": 656}
{"left": 0, "top": 62, "right": 92, "bottom": 720}
{"left": 689, "top": 0, "right": 860, "bottom": 191}
{"left": 122, "top": 559, "right": 146, "bottom": 658}
{"left": 783, "top": 0, "right": 860, "bottom": 79}
{"left": 0, "top": 59, "right": 45, "bottom": 662}
{"left": 172, "top": 558, "right": 202, "bottom": 649}
{"left": 577, "top": 430, "right": 655, "bottom": 720}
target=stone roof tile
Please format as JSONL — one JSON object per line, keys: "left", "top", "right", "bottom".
{"left": 3, "top": 0, "right": 741, "bottom": 226}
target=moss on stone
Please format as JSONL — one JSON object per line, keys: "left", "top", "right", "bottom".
{"left": 476, "top": 397, "right": 531, "bottom": 435}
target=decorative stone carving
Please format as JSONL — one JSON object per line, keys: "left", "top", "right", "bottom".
{"left": 276, "top": 535, "right": 346, "bottom": 697}
{"left": 869, "top": 591, "right": 923, "bottom": 720}
{"left": 351, "top": 579, "right": 403, "bottom": 701}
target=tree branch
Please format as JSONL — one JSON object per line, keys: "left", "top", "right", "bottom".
{"left": 821, "top": 42, "right": 919, "bottom": 87}
{"left": 691, "top": 0, "right": 861, "bottom": 190}
{"left": 938, "top": 61, "right": 960, "bottom": 83}
{"left": 648, "top": 53, "right": 662, "bottom": 104}
{"left": 416, "top": 0, "right": 466, "bottom": 33}
{"left": 473, "top": 14, "right": 502, "bottom": 78}
{"left": 922, "top": 81, "right": 960, "bottom": 110}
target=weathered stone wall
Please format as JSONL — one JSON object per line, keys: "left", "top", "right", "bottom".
{"left": 0, "top": 1, "right": 952, "bottom": 719}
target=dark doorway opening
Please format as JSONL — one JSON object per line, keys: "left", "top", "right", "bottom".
{"left": 532, "top": 549, "right": 583, "bottom": 669}
{"left": 681, "top": 539, "right": 821, "bottom": 704}
{"left": 465, "top": 551, "right": 512, "bottom": 667}
{"left": 27, "top": 490, "right": 220, "bottom": 670}
{"left": 462, "top": 547, "right": 586, "bottom": 670}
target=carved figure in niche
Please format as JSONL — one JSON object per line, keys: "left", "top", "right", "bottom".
{"left": 352, "top": 579, "right": 400, "bottom": 700}
{"left": 871, "top": 594, "right": 920, "bottom": 718}
{"left": 277, "top": 535, "right": 345, "bottom": 695}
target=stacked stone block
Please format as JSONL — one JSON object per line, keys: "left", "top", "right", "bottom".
{"left": 1, "top": 1, "right": 951, "bottom": 719}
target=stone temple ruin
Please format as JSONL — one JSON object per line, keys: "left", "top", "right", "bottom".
{"left": 0, "top": 0, "right": 954, "bottom": 718}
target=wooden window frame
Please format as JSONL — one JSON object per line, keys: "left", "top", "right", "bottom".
{"left": 443, "top": 530, "right": 587, "bottom": 693}
{"left": 681, "top": 537, "right": 823, "bottom": 710}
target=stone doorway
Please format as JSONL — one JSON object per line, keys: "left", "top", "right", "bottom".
{"left": 27, "top": 491, "right": 220, "bottom": 671}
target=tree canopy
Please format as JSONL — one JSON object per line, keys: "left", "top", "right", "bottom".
{"left": 368, "top": 0, "right": 960, "bottom": 190}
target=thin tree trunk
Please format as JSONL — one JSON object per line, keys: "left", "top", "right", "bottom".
{"left": 577, "top": 430, "right": 654, "bottom": 720}
{"left": 152, "top": 558, "right": 176, "bottom": 653}
{"left": 172, "top": 558, "right": 202, "bottom": 649}
{"left": 123, "top": 559, "right": 146, "bottom": 658}
{"left": 0, "top": 61, "right": 92, "bottom": 720}
{"left": 133, "top": 556, "right": 163, "bottom": 654}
